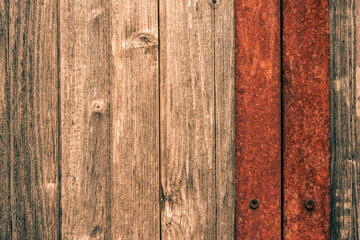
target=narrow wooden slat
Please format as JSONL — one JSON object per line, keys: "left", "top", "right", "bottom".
{"left": 283, "top": 0, "right": 331, "bottom": 239}
{"left": 215, "top": 0, "right": 235, "bottom": 238}
{"left": 160, "top": 0, "right": 216, "bottom": 238}
{"left": 235, "top": 0, "right": 281, "bottom": 239}
{"left": 110, "top": 0, "right": 159, "bottom": 239}
{"left": 0, "top": 0, "right": 11, "bottom": 238}
{"left": 330, "top": 0, "right": 360, "bottom": 238}
{"left": 60, "top": 0, "right": 111, "bottom": 238}
{"left": 8, "top": 0, "right": 59, "bottom": 238}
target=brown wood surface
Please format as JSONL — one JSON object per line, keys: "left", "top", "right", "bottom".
{"left": 330, "top": 0, "right": 360, "bottom": 239}
{"left": 0, "top": 1, "right": 235, "bottom": 238}
{"left": 160, "top": 0, "right": 215, "bottom": 238}
{"left": 0, "top": 0, "right": 11, "bottom": 239}
{"left": 7, "top": 0, "right": 59, "bottom": 239}
{"left": 110, "top": 0, "right": 160, "bottom": 239}
{"left": 235, "top": 0, "right": 281, "bottom": 239}
{"left": 160, "top": 0, "right": 235, "bottom": 239}
{"left": 60, "top": 0, "right": 111, "bottom": 238}
{"left": 283, "top": 0, "right": 331, "bottom": 239}
{"left": 215, "top": 0, "right": 235, "bottom": 238}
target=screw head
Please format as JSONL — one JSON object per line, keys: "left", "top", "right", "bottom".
{"left": 305, "top": 199, "right": 315, "bottom": 210}
{"left": 249, "top": 199, "right": 260, "bottom": 209}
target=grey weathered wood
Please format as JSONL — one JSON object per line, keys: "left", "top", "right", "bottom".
{"left": 7, "top": 0, "right": 60, "bottom": 239}
{"left": 110, "top": 0, "right": 160, "bottom": 239}
{"left": 330, "top": 0, "right": 360, "bottom": 238}
{"left": 60, "top": 0, "right": 111, "bottom": 238}
{"left": 160, "top": 0, "right": 235, "bottom": 238}
{"left": 215, "top": 1, "right": 235, "bottom": 238}
{"left": 0, "top": 0, "right": 11, "bottom": 239}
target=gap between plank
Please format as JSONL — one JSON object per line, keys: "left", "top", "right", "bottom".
{"left": 280, "top": 0, "right": 284, "bottom": 239}
{"left": 158, "top": 0, "right": 162, "bottom": 239}
{"left": 56, "top": 0, "right": 62, "bottom": 239}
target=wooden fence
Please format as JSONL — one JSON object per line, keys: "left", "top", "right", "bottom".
{"left": 0, "top": 0, "right": 358, "bottom": 239}
{"left": 0, "top": 0, "right": 234, "bottom": 239}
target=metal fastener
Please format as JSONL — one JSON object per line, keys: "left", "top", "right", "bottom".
{"left": 305, "top": 199, "right": 315, "bottom": 210}
{"left": 249, "top": 199, "right": 260, "bottom": 209}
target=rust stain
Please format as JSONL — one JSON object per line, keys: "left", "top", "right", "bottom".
{"left": 235, "top": 0, "right": 281, "bottom": 239}
{"left": 282, "top": 0, "right": 330, "bottom": 239}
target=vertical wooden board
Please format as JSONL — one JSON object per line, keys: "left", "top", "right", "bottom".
{"left": 160, "top": 0, "right": 216, "bottom": 239}
{"left": 0, "top": 0, "right": 11, "bottom": 238}
{"left": 8, "top": 0, "right": 59, "bottom": 239}
{"left": 235, "top": 0, "right": 281, "bottom": 239}
{"left": 283, "top": 0, "right": 330, "bottom": 239}
{"left": 215, "top": 0, "right": 235, "bottom": 238}
{"left": 60, "top": 0, "right": 111, "bottom": 238}
{"left": 111, "top": 0, "right": 159, "bottom": 239}
{"left": 330, "top": 0, "right": 360, "bottom": 238}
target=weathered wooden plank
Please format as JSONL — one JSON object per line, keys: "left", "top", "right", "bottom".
{"left": 110, "top": 0, "right": 159, "bottom": 239}
{"left": 8, "top": 0, "right": 59, "bottom": 239}
{"left": 160, "top": 0, "right": 216, "bottom": 238}
{"left": 0, "top": 0, "right": 11, "bottom": 238}
{"left": 235, "top": 0, "right": 281, "bottom": 239}
{"left": 330, "top": 0, "right": 360, "bottom": 239}
{"left": 215, "top": 0, "right": 235, "bottom": 238}
{"left": 60, "top": 0, "right": 111, "bottom": 238}
{"left": 283, "top": 0, "right": 331, "bottom": 239}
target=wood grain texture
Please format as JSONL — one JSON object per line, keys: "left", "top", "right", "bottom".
{"left": 160, "top": 0, "right": 217, "bottom": 238}
{"left": 330, "top": 0, "right": 360, "bottom": 239}
{"left": 60, "top": 0, "right": 111, "bottom": 238}
{"left": 7, "top": 0, "right": 59, "bottom": 239}
{"left": 1, "top": 1, "right": 236, "bottom": 238}
{"left": 283, "top": 0, "right": 330, "bottom": 239}
{"left": 235, "top": 0, "right": 281, "bottom": 239}
{"left": 215, "top": 0, "right": 235, "bottom": 238}
{"left": 0, "top": 0, "right": 11, "bottom": 238}
{"left": 110, "top": 0, "right": 159, "bottom": 239}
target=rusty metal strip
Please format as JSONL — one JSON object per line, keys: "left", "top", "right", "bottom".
{"left": 235, "top": 1, "right": 281, "bottom": 239}
{"left": 282, "top": 0, "right": 331, "bottom": 239}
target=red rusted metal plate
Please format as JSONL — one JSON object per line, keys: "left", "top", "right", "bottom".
{"left": 235, "top": 1, "right": 281, "bottom": 239}
{"left": 282, "top": 0, "right": 330, "bottom": 239}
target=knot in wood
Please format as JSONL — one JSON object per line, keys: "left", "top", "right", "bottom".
{"left": 91, "top": 100, "right": 105, "bottom": 115}
{"left": 133, "top": 33, "right": 158, "bottom": 49}
{"left": 210, "top": 0, "right": 218, "bottom": 7}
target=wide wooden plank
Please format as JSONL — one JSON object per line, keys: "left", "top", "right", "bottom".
{"left": 8, "top": 0, "right": 59, "bottom": 239}
{"left": 235, "top": 0, "right": 281, "bottom": 239}
{"left": 160, "top": 0, "right": 216, "bottom": 238}
{"left": 110, "top": 0, "right": 159, "bottom": 239}
{"left": 60, "top": 0, "right": 111, "bottom": 238}
{"left": 330, "top": 0, "right": 360, "bottom": 238}
{"left": 0, "top": 0, "right": 11, "bottom": 238}
{"left": 215, "top": 0, "right": 235, "bottom": 238}
{"left": 283, "top": 0, "right": 331, "bottom": 239}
